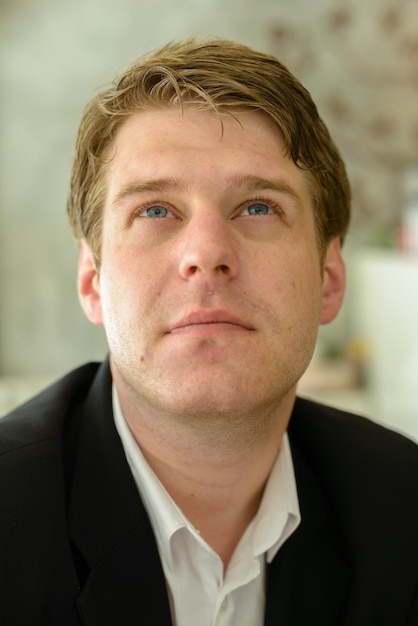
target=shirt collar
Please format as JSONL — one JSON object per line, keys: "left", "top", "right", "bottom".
{"left": 112, "top": 386, "right": 192, "bottom": 566}
{"left": 112, "top": 384, "right": 300, "bottom": 568}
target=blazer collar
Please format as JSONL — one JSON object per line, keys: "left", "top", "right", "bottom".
{"left": 67, "top": 361, "right": 173, "bottom": 626}
{"left": 264, "top": 399, "right": 352, "bottom": 626}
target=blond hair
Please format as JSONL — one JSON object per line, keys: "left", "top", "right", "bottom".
{"left": 67, "top": 38, "right": 350, "bottom": 265}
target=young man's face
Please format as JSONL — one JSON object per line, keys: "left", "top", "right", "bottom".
{"left": 79, "top": 107, "right": 345, "bottom": 421}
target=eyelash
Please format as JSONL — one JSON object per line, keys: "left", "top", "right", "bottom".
{"left": 239, "top": 196, "right": 283, "bottom": 218}
{"left": 132, "top": 201, "right": 173, "bottom": 221}
{"left": 131, "top": 196, "right": 283, "bottom": 221}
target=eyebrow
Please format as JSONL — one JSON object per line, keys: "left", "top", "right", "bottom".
{"left": 229, "top": 174, "right": 304, "bottom": 208}
{"left": 111, "top": 174, "right": 304, "bottom": 210}
{"left": 111, "top": 178, "right": 181, "bottom": 209}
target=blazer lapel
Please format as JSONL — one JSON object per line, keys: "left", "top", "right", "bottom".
{"left": 264, "top": 407, "right": 352, "bottom": 626}
{"left": 67, "top": 361, "right": 172, "bottom": 626}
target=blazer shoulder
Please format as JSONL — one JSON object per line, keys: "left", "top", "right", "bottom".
{"left": 290, "top": 395, "right": 418, "bottom": 514}
{"left": 0, "top": 361, "right": 103, "bottom": 455}
{"left": 292, "top": 395, "right": 418, "bottom": 457}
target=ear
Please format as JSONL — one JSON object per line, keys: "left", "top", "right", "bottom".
{"left": 77, "top": 240, "right": 103, "bottom": 326}
{"left": 320, "top": 237, "right": 346, "bottom": 325}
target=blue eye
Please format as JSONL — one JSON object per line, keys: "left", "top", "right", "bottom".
{"left": 143, "top": 205, "right": 168, "bottom": 218}
{"left": 245, "top": 202, "right": 270, "bottom": 215}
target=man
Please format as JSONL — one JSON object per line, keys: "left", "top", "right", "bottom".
{"left": 0, "top": 38, "right": 417, "bottom": 626}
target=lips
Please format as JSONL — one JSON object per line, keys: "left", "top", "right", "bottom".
{"left": 167, "top": 310, "right": 255, "bottom": 334}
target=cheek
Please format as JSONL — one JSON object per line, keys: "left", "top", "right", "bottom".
{"left": 99, "top": 249, "right": 169, "bottom": 327}
{"left": 279, "top": 255, "right": 323, "bottom": 323}
{"left": 265, "top": 245, "right": 321, "bottom": 293}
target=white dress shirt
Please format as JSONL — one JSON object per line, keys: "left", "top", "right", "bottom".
{"left": 113, "top": 386, "right": 301, "bottom": 626}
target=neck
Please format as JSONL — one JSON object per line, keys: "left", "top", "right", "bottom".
{"left": 116, "top": 385, "right": 295, "bottom": 568}
{"left": 138, "top": 436, "right": 284, "bottom": 568}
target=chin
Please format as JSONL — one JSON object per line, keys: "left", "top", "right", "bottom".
{"left": 155, "top": 377, "right": 293, "bottom": 424}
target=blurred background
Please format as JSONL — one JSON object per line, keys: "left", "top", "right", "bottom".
{"left": 1, "top": 0, "right": 417, "bottom": 441}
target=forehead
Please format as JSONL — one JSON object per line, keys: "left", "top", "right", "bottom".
{"left": 105, "top": 106, "right": 312, "bottom": 206}
{"left": 113, "top": 105, "right": 282, "bottom": 152}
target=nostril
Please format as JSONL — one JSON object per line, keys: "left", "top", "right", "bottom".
{"left": 218, "top": 264, "right": 229, "bottom": 274}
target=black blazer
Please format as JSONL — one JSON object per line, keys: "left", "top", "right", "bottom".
{"left": 0, "top": 360, "right": 417, "bottom": 626}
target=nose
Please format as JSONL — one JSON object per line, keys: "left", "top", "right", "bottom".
{"left": 178, "top": 210, "right": 239, "bottom": 281}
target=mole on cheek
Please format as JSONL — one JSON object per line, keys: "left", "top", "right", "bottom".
{"left": 140, "top": 347, "right": 153, "bottom": 362}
